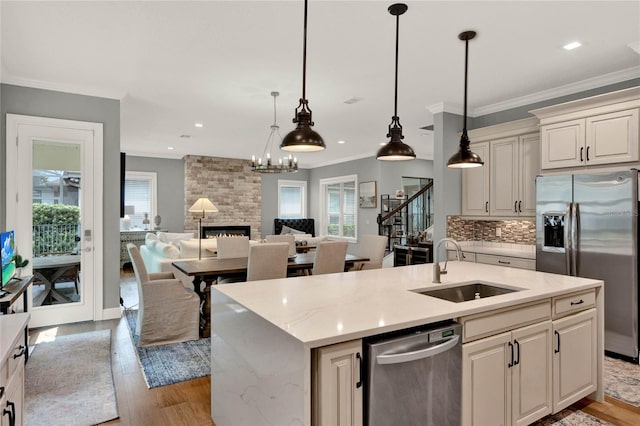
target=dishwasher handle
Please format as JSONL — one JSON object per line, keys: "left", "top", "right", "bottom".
{"left": 376, "top": 335, "right": 460, "bottom": 365}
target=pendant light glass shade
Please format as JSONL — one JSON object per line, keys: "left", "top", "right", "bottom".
{"left": 377, "top": 3, "right": 415, "bottom": 162}
{"left": 281, "top": 0, "right": 325, "bottom": 152}
{"left": 448, "top": 30, "right": 483, "bottom": 168}
{"left": 252, "top": 92, "right": 299, "bottom": 173}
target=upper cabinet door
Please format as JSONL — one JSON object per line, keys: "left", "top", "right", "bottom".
{"left": 585, "top": 108, "right": 639, "bottom": 166}
{"left": 462, "top": 142, "right": 490, "bottom": 216}
{"left": 519, "top": 134, "right": 540, "bottom": 216}
{"left": 540, "top": 119, "right": 585, "bottom": 169}
{"left": 490, "top": 137, "right": 519, "bottom": 216}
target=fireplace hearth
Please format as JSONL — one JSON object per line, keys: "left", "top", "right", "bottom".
{"left": 201, "top": 225, "right": 251, "bottom": 239}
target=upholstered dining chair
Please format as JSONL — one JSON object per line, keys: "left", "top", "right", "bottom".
{"left": 127, "top": 244, "right": 200, "bottom": 347}
{"left": 246, "top": 242, "right": 290, "bottom": 282}
{"left": 312, "top": 240, "right": 349, "bottom": 275}
{"left": 265, "top": 234, "right": 296, "bottom": 257}
{"left": 348, "top": 234, "right": 388, "bottom": 271}
{"left": 216, "top": 236, "right": 250, "bottom": 283}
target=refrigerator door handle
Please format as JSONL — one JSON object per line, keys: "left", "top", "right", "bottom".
{"left": 564, "top": 203, "right": 572, "bottom": 275}
{"left": 571, "top": 202, "right": 579, "bottom": 276}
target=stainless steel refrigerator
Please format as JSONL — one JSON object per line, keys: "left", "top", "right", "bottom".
{"left": 536, "top": 169, "right": 638, "bottom": 361}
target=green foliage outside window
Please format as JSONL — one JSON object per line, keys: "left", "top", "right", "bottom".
{"left": 32, "top": 204, "right": 80, "bottom": 255}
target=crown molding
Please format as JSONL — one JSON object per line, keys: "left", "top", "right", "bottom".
{"left": 426, "top": 102, "right": 467, "bottom": 116}
{"left": 1, "top": 74, "right": 127, "bottom": 100}
{"left": 474, "top": 66, "right": 640, "bottom": 117}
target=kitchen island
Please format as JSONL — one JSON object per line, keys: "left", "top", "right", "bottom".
{"left": 209, "top": 261, "right": 603, "bottom": 425}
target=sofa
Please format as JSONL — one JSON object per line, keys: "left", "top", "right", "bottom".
{"left": 140, "top": 231, "right": 233, "bottom": 287}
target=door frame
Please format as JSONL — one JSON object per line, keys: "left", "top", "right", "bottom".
{"left": 5, "top": 113, "right": 104, "bottom": 322}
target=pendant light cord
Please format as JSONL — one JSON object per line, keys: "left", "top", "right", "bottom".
{"left": 302, "top": 0, "right": 308, "bottom": 101}
{"left": 463, "top": 37, "right": 469, "bottom": 133}
{"left": 393, "top": 12, "right": 400, "bottom": 118}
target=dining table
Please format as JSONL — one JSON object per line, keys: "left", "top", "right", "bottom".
{"left": 172, "top": 252, "right": 369, "bottom": 338}
{"left": 32, "top": 254, "right": 81, "bottom": 306}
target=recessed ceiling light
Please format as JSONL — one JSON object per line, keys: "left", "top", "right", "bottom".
{"left": 379, "top": 142, "right": 386, "bottom": 146}
{"left": 168, "top": 146, "right": 175, "bottom": 150}
{"left": 563, "top": 41, "right": 582, "bottom": 50}
{"left": 337, "top": 140, "right": 346, "bottom": 144}
{"left": 195, "top": 123, "right": 204, "bottom": 128}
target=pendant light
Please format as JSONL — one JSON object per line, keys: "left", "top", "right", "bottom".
{"left": 447, "top": 30, "right": 484, "bottom": 168}
{"left": 280, "top": 0, "right": 325, "bottom": 152}
{"left": 377, "top": 3, "right": 415, "bottom": 162}
{"left": 251, "top": 91, "right": 298, "bottom": 173}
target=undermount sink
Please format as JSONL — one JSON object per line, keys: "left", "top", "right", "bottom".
{"left": 413, "top": 282, "right": 522, "bottom": 303}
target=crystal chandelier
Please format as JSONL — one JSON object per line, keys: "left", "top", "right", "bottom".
{"left": 251, "top": 91, "right": 298, "bottom": 173}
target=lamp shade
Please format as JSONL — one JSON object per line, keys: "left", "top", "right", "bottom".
{"left": 447, "top": 133, "right": 484, "bottom": 168}
{"left": 281, "top": 124, "right": 325, "bottom": 152}
{"left": 376, "top": 124, "right": 416, "bottom": 161}
{"left": 188, "top": 198, "right": 218, "bottom": 214}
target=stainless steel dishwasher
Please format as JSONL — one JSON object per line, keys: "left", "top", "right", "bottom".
{"left": 365, "top": 321, "right": 462, "bottom": 426}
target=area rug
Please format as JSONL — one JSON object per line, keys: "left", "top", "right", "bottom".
{"left": 24, "top": 329, "right": 118, "bottom": 426}
{"left": 532, "top": 408, "right": 611, "bottom": 425}
{"left": 124, "top": 309, "right": 210, "bottom": 388}
{"left": 604, "top": 355, "right": 640, "bottom": 406}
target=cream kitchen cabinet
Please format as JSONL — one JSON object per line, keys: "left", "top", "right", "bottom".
{"left": 489, "top": 133, "right": 539, "bottom": 216}
{"left": 313, "top": 339, "right": 363, "bottom": 426}
{"left": 0, "top": 314, "right": 29, "bottom": 426}
{"left": 461, "top": 316, "right": 552, "bottom": 426}
{"left": 463, "top": 118, "right": 540, "bottom": 218}
{"left": 532, "top": 87, "right": 640, "bottom": 171}
{"left": 461, "top": 142, "right": 490, "bottom": 216}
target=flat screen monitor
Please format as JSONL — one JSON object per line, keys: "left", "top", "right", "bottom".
{"left": 1, "top": 230, "right": 16, "bottom": 287}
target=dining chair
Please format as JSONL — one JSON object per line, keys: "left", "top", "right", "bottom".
{"left": 216, "top": 236, "right": 250, "bottom": 283}
{"left": 127, "top": 243, "right": 200, "bottom": 347}
{"left": 265, "top": 234, "right": 296, "bottom": 257}
{"left": 312, "top": 240, "right": 349, "bottom": 275}
{"left": 349, "top": 234, "right": 388, "bottom": 271}
{"left": 246, "top": 242, "right": 290, "bottom": 282}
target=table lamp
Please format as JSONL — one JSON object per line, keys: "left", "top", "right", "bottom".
{"left": 188, "top": 198, "right": 218, "bottom": 260}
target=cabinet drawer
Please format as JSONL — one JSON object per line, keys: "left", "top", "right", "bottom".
{"left": 0, "top": 328, "right": 26, "bottom": 388}
{"left": 460, "top": 300, "right": 551, "bottom": 343}
{"left": 553, "top": 289, "right": 596, "bottom": 318}
{"left": 476, "top": 253, "right": 535, "bottom": 270}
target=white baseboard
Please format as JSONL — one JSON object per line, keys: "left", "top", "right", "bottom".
{"left": 102, "top": 307, "right": 122, "bottom": 320}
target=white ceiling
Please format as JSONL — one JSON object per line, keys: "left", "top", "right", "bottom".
{"left": 2, "top": 1, "right": 639, "bottom": 168}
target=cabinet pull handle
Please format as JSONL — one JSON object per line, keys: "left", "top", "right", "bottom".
{"left": 13, "top": 345, "right": 26, "bottom": 359}
{"left": 514, "top": 201, "right": 518, "bottom": 213}
{"left": 508, "top": 341, "right": 514, "bottom": 368}
{"left": 485, "top": 201, "right": 489, "bottom": 213}
{"left": 570, "top": 299, "right": 584, "bottom": 306}
{"left": 554, "top": 330, "right": 560, "bottom": 353}
{"left": 518, "top": 201, "right": 522, "bottom": 213}
{"left": 0, "top": 386, "right": 4, "bottom": 399}
{"left": 580, "top": 147, "right": 584, "bottom": 162}
{"left": 3, "top": 401, "right": 15, "bottom": 426}
{"left": 498, "top": 260, "right": 511, "bottom": 265}
{"left": 586, "top": 146, "right": 590, "bottom": 161}
{"left": 513, "top": 340, "right": 520, "bottom": 366}
{"left": 356, "top": 352, "right": 363, "bottom": 388}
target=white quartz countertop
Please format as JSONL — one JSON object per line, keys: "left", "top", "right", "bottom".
{"left": 0, "top": 312, "right": 29, "bottom": 362}
{"left": 450, "top": 242, "right": 536, "bottom": 259}
{"left": 211, "top": 262, "right": 601, "bottom": 348}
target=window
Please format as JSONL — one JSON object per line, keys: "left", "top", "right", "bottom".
{"left": 320, "top": 175, "right": 357, "bottom": 241}
{"left": 278, "top": 180, "right": 307, "bottom": 219}
{"left": 124, "top": 171, "right": 157, "bottom": 229}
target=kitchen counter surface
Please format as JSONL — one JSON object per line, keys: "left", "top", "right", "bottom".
{"left": 452, "top": 242, "right": 536, "bottom": 259}
{"left": 212, "top": 261, "right": 600, "bottom": 348}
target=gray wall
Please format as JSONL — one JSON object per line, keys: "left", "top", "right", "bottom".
{"left": 260, "top": 169, "right": 310, "bottom": 238}
{"left": 125, "top": 155, "right": 185, "bottom": 232}
{"left": 1, "top": 83, "right": 121, "bottom": 310}
{"left": 308, "top": 157, "right": 434, "bottom": 253}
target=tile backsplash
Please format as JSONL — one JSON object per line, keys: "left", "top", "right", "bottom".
{"left": 447, "top": 216, "right": 536, "bottom": 245}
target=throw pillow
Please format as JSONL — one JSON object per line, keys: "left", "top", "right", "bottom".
{"left": 292, "top": 233, "right": 313, "bottom": 241}
{"left": 157, "top": 231, "right": 195, "bottom": 245}
{"left": 280, "top": 225, "right": 305, "bottom": 235}
{"left": 155, "top": 241, "right": 180, "bottom": 259}
{"left": 179, "top": 239, "right": 217, "bottom": 259}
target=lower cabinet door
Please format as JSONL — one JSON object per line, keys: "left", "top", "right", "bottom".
{"left": 462, "top": 331, "right": 512, "bottom": 426}
{"left": 314, "top": 339, "right": 363, "bottom": 426}
{"left": 552, "top": 309, "right": 597, "bottom": 412}
{"left": 511, "top": 321, "right": 552, "bottom": 426}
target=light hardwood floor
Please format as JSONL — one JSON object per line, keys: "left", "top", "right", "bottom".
{"left": 25, "top": 270, "right": 639, "bottom": 426}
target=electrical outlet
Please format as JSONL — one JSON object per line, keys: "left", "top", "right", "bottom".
{"left": 496, "top": 227, "right": 502, "bottom": 237}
